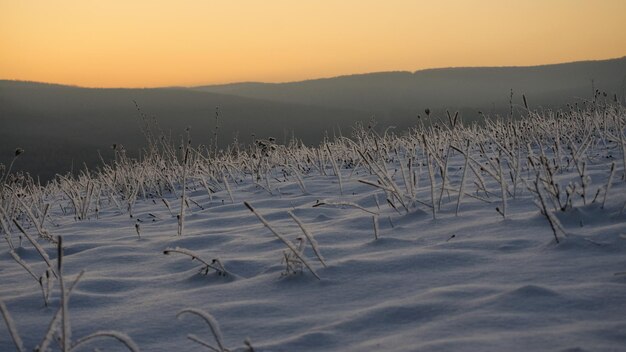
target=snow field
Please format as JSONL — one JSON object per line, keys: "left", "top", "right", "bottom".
{"left": 1, "top": 104, "right": 626, "bottom": 351}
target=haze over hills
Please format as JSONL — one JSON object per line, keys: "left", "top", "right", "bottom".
{"left": 1, "top": 57, "right": 625, "bottom": 182}
{"left": 195, "top": 56, "right": 626, "bottom": 120}
{"left": 0, "top": 81, "right": 368, "bottom": 181}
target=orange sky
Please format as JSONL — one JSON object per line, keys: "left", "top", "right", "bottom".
{"left": 1, "top": 0, "right": 625, "bottom": 88}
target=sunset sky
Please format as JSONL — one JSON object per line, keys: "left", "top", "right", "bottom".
{"left": 1, "top": 0, "right": 625, "bottom": 88}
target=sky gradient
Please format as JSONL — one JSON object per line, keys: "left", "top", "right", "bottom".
{"left": 1, "top": 0, "right": 625, "bottom": 88}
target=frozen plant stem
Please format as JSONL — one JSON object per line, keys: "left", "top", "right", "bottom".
{"left": 223, "top": 174, "right": 235, "bottom": 204}
{"left": 426, "top": 152, "right": 437, "bottom": 220}
{"left": 601, "top": 162, "right": 615, "bottom": 209}
{"left": 326, "top": 144, "right": 343, "bottom": 195}
{"left": 178, "top": 308, "right": 227, "bottom": 352}
{"left": 58, "top": 236, "right": 71, "bottom": 351}
{"left": 0, "top": 300, "right": 25, "bottom": 352}
{"left": 163, "top": 247, "right": 229, "bottom": 276}
{"left": 178, "top": 148, "right": 189, "bottom": 236}
{"left": 37, "top": 270, "right": 113, "bottom": 352}
{"left": 453, "top": 143, "right": 469, "bottom": 216}
{"left": 288, "top": 211, "right": 326, "bottom": 267}
{"left": 1, "top": 148, "right": 24, "bottom": 186}
{"left": 497, "top": 156, "right": 507, "bottom": 219}
{"left": 12, "top": 220, "right": 57, "bottom": 278}
{"left": 372, "top": 215, "right": 379, "bottom": 240}
{"left": 534, "top": 180, "right": 562, "bottom": 244}
{"left": 244, "top": 201, "right": 320, "bottom": 280}
{"left": 312, "top": 199, "right": 377, "bottom": 215}
{"left": 437, "top": 145, "right": 451, "bottom": 211}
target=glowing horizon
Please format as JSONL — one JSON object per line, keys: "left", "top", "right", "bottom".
{"left": 2, "top": 0, "right": 625, "bottom": 88}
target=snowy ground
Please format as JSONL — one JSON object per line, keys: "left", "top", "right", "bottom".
{"left": 2, "top": 116, "right": 626, "bottom": 351}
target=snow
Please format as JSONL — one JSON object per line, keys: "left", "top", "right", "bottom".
{"left": 1, "top": 109, "right": 626, "bottom": 351}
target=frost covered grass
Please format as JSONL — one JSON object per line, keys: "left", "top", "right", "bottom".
{"left": 1, "top": 101, "right": 626, "bottom": 351}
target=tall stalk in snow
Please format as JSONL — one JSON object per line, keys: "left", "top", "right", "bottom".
{"left": 178, "top": 148, "right": 190, "bottom": 236}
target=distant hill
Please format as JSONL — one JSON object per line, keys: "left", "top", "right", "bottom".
{"left": 194, "top": 57, "right": 626, "bottom": 121}
{"left": 0, "top": 81, "right": 368, "bottom": 181}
